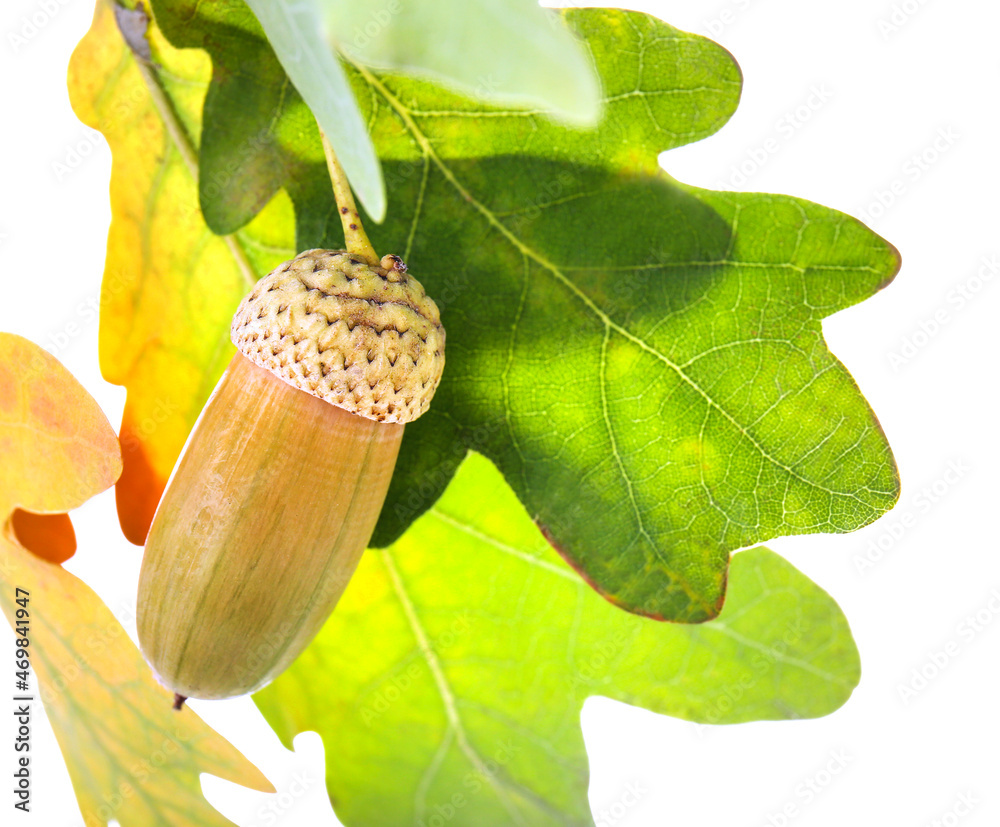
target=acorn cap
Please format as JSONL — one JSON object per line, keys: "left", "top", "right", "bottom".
{"left": 231, "top": 249, "right": 445, "bottom": 424}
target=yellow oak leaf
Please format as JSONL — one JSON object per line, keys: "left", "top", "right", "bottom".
{"left": 67, "top": 1, "right": 294, "bottom": 543}
{"left": 0, "top": 331, "right": 275, "bottom": 825}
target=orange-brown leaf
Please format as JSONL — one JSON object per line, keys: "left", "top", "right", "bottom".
{"left": 9, "top": 510, "right": 76, "bottom": 564}
{"left": 0, "top": 331, "right": 274, "bottom": 824}
{"left": 0, "top": 333, "right": 121, "bottom": 525}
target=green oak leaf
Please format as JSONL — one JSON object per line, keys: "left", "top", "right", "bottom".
{"left": 137, "top": 4, "right": 900, "bottom": 621}
{"left": 241, "top": 0, "right": 387, "bottom": 221}
{"left": 148, "top": 0, "right": 329, "bottom": 235}
{"left": 255, "top": 452, "right": 861, "bottom": 827}
{"left": 153, "top": 0, "right": 600, "bottom": 228}
{"left": 320, "top": 0, "right": 601, "bottom": 124}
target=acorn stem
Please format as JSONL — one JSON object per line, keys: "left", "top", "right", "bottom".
{"left": 320, "top": 129, "right": 379, "bottom": 266}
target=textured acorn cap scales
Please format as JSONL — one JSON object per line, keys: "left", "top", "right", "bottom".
{"left": 231, "top": 249, "right": 445, "bottom": 424}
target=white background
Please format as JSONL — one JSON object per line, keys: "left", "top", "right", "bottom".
{"left": 2, "top": 0, "right": 998, "bottom": 824}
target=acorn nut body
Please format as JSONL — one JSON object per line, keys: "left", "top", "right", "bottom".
{"left": 136, "top": 250, "right": 444, "bottom": 700}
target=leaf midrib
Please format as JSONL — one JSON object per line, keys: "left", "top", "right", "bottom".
{"left": 380, "top": 548, "right": 572, "bottom": 825}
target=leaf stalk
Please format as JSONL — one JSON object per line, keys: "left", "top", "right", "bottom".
{"left": 320, "top": 129, "right": 378, "bottom": 265}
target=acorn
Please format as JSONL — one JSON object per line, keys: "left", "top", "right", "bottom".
{"left": 136, "top": 247, "right": 444, "bottom": 701}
